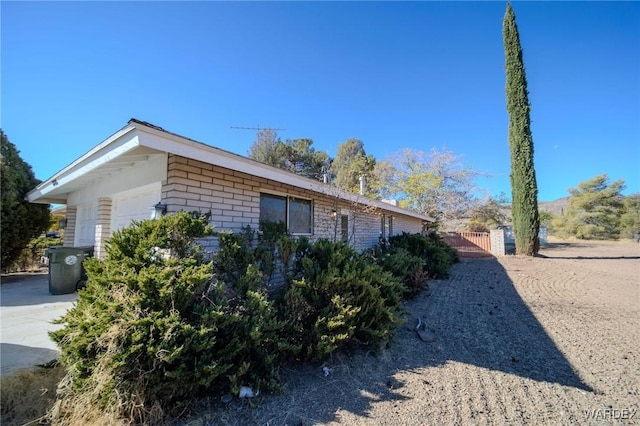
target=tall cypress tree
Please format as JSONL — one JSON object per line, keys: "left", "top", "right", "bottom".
{"left": 503, "top": 2, "right": 540, "bottom": 255}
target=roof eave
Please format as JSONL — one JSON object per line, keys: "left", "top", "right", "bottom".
{"left": 132, "top": 122, "right": 435, "bottom": 222}
{"left": 25, "top": 123, "right": 140, "bottom": 204}
{"left": 26, "top": 119, "right": 435, "bottom": 223}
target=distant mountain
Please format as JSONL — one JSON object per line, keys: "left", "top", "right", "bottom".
{"left": 538, "top": 197, "right": 570, "bottom": 215}
{"left": 497, "top": 197, "right": 569, "bottom": 221}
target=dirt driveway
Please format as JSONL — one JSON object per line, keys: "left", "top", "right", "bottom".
{"left": 185, "top": 240, "right": 639, "bottom": 425}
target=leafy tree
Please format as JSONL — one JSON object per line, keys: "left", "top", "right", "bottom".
{"left": 554, "top": 174, "right": 625, "bottom": 239}
{"left": 551, "top": 211, "right": 569, "bottom": 239}
{"left": 1, "top": 129, "right": 50, "bottom": 270}
{"left": 466, "top": 194, "right": 510, "bottom": 232}
{"left": 620, "top": 194, "right": 640, "bottom": 240}
{"left": 538, "top": 210, "right": 554, "bottom": 232}
{"left": 378, "top": 147, "right": 486, "bottom": 226}
{"left": 248, "top": 128, "right": 282, "bottom": 166}
{"left": 248, "top": 130, "right": 330, "bottom": 180}
{"left": 49, "top": 213, "right": 66, "bottom": 232}
{"left": 331, "top": 138, "right": 378, "bottom": 197}
{"left": 503, "top": 2, "right": 540, "bottom": 255}
{"left": 280, "top": 138, "right": 331, "bottom": 180}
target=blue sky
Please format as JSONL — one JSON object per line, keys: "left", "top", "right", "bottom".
{"left": 2, "top": 1, "right": 639, "bottom": 202}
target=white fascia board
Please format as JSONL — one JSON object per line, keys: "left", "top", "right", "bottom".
{"left": 24, "top": 191, "right": 68, "bottom": 205}
{"left": 54, "top": 136, "right": 141, "bottom": 187}
{"left": 26, "top": 126, "right": 140, "bottom": 203}
{"left": 41, "top": 124, "right": 137, "bottom": 184}
{"left": 134, "top": 123, "right": 434, "bottom": 222}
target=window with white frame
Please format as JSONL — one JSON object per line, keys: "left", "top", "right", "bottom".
{"left": 259, "top": 193, "right": 313, "bottom": 234}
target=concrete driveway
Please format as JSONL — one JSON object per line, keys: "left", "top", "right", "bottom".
{"left": 0, "top": 273, "right": 76, "bottom": 375}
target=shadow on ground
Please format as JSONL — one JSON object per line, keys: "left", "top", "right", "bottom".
{"left": 0, "top": 343, "right": 59, "bottom": 376}
{"left": 415, "top": 259, "right": 591, "bottom": 390}
{"left": 181, "top": 258, "right": 592, "bottom": 425}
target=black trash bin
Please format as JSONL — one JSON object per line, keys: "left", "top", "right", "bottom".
{"left": 47, "top": 246, "right": 94, "bottom": 295}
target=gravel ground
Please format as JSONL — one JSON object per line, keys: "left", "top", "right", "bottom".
{"left": 183, "top": 240, "right": 640, "bottom": 426}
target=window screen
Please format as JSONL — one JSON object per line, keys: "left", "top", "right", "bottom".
{"left": 260, "top": 193, "right": 286, "bottom": 226}
{"left": 289, "top": 197, "right": 312, "bottom": 234}
{"left": 259, "top": 193, "right": 313, "bottom": 234}
{"left": 341, "top": 214, "right": 349, "bottom": 243}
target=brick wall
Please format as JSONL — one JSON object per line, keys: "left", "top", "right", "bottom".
{"left": 490, "top": 229, "right": 506, "bottom": 256}
{"left": 63, "top": 206, "right": 77, "bottom": 247}
{"left": 393, "top": 214, "right": 424, "bottom": 236}
{"left": 352, "top": 209, "right": 382, "bottom": 252}
{"left": 94, "top": 197, "right": 112, "bottom": 258}
{"left": 162, "top": 154, "right": 425, "bottom": 255}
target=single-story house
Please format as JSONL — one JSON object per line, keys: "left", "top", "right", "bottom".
{"left": 27, "top": 119, "right": 434, "bottom": 258}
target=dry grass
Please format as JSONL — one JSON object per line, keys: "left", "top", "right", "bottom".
{"left": 0, "top": 363, "right": 65, "bottom": 426}
{"left": 0, "top": 361, "right": 152, "bottom": 426}
{"left": 46, "top": 312, "right": 169, "bottom": 426}
{"left": 46, "top": 376, "right": 159, "bottom": 426}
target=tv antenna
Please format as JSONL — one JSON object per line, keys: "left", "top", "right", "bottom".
{"left": 231, "top": 126, "right": 286, "bottom": 132}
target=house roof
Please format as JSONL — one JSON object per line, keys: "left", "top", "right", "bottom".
{"left": 27, "top": 119, "right": 434, "bottom": 222}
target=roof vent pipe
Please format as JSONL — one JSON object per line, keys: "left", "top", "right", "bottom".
{"left": 359, "top": 175, "right": 366, "bottom": 195}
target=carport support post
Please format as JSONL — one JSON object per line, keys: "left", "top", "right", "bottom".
{"left": 63, "top": 207, "right": 77, "bottom": 247}
{"left": 94, "top": 197, "right": 112, "bottom": 259}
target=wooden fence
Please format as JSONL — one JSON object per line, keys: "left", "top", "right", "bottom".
{"left": 439, "top": 231, "right": 493, "bottom": 258}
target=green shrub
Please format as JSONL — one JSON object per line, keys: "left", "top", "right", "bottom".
{"left": 388, "top": 232, "right": 458, "bottom": 279}
{"left": 282, "top": 239, "right": 405, "bottom": 361}
{"left": 212, "top": 223, "right": 299, "bottom": 290}
{"left": 49, "top": 217, "right": 456, "bottom": 424}
{"left": 212, "top": 229, "right": 255, "bottom": 286}
{"left": 50, "top": 212, "right": 287, "bottom": 424}
{"left": 364, "top": 245, "right": 429, "bottom": 297}
{"left": 5, "top": 235, "right": 62, "bottom": 272}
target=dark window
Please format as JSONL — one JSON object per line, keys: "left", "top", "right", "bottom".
{"left": 260, "top": 193, "right": 287, "bottom": 226}
{"left": 259, "top": 193, "right": 313, "bottom": 234}
{"left": 381, "top": 215, "right": 393, "bottom": 239}
{"left": 289, "top": 197, "right": 312, "bottom": 234}
{"left": 341, "top": 214, "right": 349, "bottom": 243}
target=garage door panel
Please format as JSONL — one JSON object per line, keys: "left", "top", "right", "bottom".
{"left": 75, "top": 203, "right": 97, "bottom": 246}
{"left": 111, "top": 185, "right": 161, "bottom": 232}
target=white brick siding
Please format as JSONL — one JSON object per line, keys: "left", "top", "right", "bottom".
{"left": 393, "top": 213, "right": 424, "bottom": 236}
{"left": 162, "top": 154, "right": 426, "bottom": 254}
{"left": 63, "top": 206, "right": 77, "bottom": 247}
{"left": 94, "top": 197, "right": 112, "bottom": 258}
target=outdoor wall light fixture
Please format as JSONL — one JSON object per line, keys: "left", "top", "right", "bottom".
{"left": 153, "top": 202, "right": 167, "bottom": 219}
{"left": 331, "top": 209, "right": 337, "bottom": 218}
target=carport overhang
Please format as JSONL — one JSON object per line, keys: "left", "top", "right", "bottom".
{"left": 26, "top": 123, "right": 167, "bottom": 205}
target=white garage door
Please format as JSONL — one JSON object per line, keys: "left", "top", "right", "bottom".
{"left": 75, "top": 202, "right": 97, "bottom": 246}
{"left": 111, "top": 183, "right": 161, "bottom": 232}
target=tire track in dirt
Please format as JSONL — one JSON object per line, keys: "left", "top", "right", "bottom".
{"left": 496, "top": 249, "right": 639, "bottom": 425}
